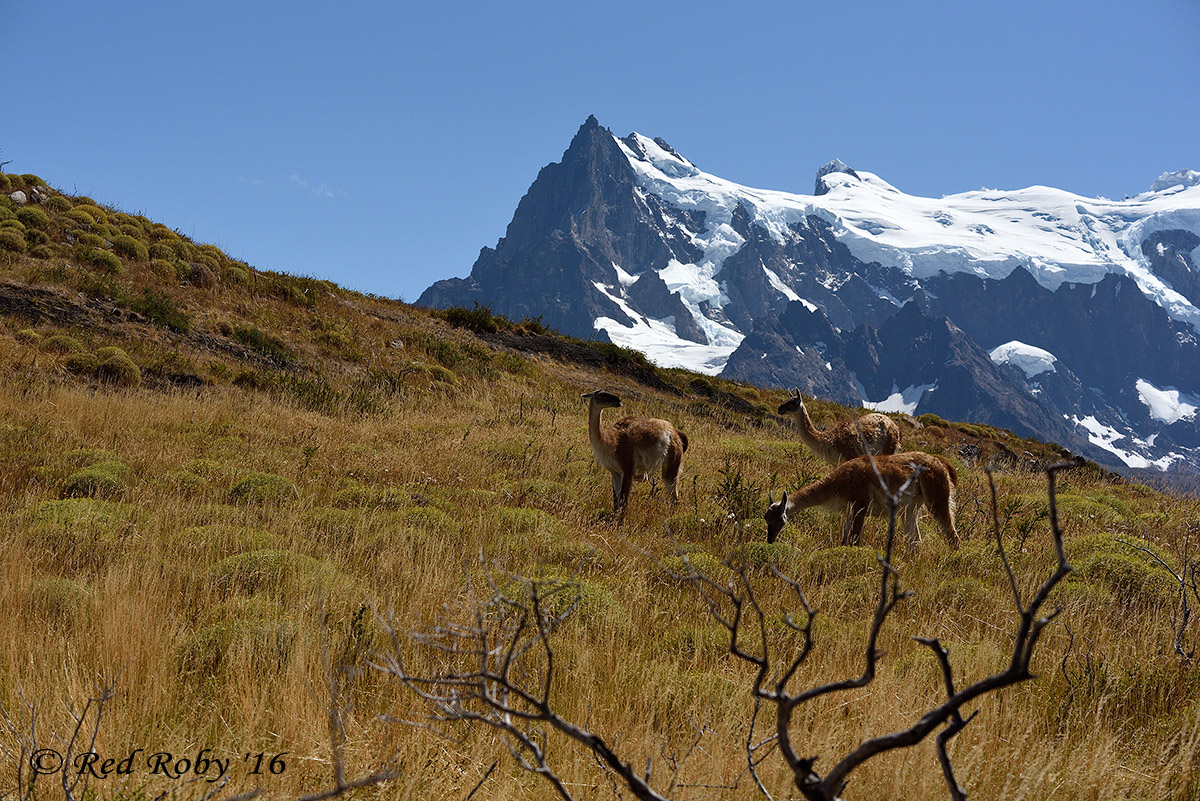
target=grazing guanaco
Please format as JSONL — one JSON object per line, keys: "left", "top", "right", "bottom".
{"left": 582, "top": 390, "right": 688, "bottom": 517}
{"left": 778, "top": 391, "right": 901, "bottom": 465}
{"left": 764, "top": 451, "right": 958, "bottom": 548}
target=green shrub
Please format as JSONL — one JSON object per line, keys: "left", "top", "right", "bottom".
{"left": 110, "top": 234, "right": 149, "bottom": 261}
{"left": 20, "top": 174, "right": 45, "bottom": 187}
{"left": 0, "top": 230, "right": 26, "bottom": 252}
{"left": 15, "top": 328, "right": 41, "bottom": 344}
{"left": 1076, "top": 551, "right": 1176, "bottom": 607}
{"left": 28, "top": 576, "right": 93, "bottom": 630}
{"left": 233, "top": 325, "right": 290, "bottom": 362}
{"left": 225, "top": 262, "right": 252, "bottom": 284}
{"left": 94, "top": 346, "right": 141, "bottom": 387}
{"left": 0, "top": 218, "right": 24, "bottom": 232}
{"left": 659, "top": 625, "right": 728, "bottom": 658}
{"left": 148, "top": 241, "right": 175, "bottom": 260}
{"left": 332, "top": 479, "right": 411, "bottom": 510}
{"left": 65, "top": 208, "right": 97, "bottom": 227}
{"left": 930, "top": 576, "right": 998, "bottom": 609}
{"left": 60, "top": 460, "right": 127, "bottom": 498}
{"left": 64, "top": 351, "right": 100, "bottom": 377}
{"left": 394, "top": 506, "right": 462, "bottom": 535}
{"left": 132, "top": 288, "right": 190, "bottom": 333}
{"left": 731, "top": 541, "right": 793, "bottom": 570}
{"left": 177, "top": 618, "right": 295, "bottom": 677}
{"left": 806, "top": 546, "right": 878, "bottom": 584}
{"left": 0, "top": 174, "right": 10, "bottom": 192}
{"left": 499, "top": 573, "right": 617, "bottom": 618}
{"left": 207, "top": 549, "right": 322, "bottom": 595}
{"left": 27, "top": 498, "right": 132, "bottom": 530}
{"left": 659, "top": 546, "right": 725, "bottom": 581}
{"left": 229, "top": 472, "right": 299, "bottom": 505}
{"left": 42, "top": 334, "right": 83, "bottom": 353}
{"left": 45, "top": 195, "right": 71, "bottom": 213}
{"left": 918, "top": 413, "right": 945, "bottom": 427}
{"left": 79, "top": 247, "right": 122, "bottom": 274}
{"left": 433, "top": 303, "right": 502, "bottom": 334}
{"left": 16, "top": 206, "right": 50, "bottom": 229}
{"left": 493, "top": 506, "right": 561, "bottom": 539}
{"left": 74, "top": 232, "right": 105, "bottom": 248}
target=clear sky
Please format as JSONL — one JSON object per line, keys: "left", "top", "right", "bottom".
{"left": 5, "top": 0, "right": 1197, "bottom": 301}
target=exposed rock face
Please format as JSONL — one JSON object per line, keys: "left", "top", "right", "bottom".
{"left": 419, "top": 116, "right": 1200, "bottom": 474}
{"left": 418, "top": 116, "right": 705, "bottom": 339}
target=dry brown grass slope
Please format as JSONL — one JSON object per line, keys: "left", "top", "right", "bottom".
{"left": 1, "top": 172, "right": 1199, "bottom": 799}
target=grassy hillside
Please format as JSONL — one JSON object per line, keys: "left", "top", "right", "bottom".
{"left": 2, "top": 173, "right": 1199, "bottom": 799}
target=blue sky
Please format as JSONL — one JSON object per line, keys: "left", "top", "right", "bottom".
{"left": 5, "top": 0, "right": 1197, "bottom": 301}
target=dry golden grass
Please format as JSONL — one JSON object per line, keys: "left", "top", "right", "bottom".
{"left": 1, "top": 183, "right": 1199, "bottom": 798}
{"left": 2, "top": 319, "right": 1198, "bottom": 800}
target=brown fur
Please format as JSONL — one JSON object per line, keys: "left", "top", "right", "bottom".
{"left": 778, "top": 392, "right": 901, "bottom": 465}
{"left": 765, "top": 451, "right": 958, "bottom": 548}
{"left": 583, "top": 390, "right": 688, "bottom": 517}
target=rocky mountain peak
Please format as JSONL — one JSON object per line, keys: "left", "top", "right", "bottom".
{"left": 814, "top": 158, "right": 861, "bottom": 195}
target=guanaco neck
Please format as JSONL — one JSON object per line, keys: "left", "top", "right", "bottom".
{"left": 790, "top": 403, "right": 838, "bottom": 459}
{"left": 786, "top": 472, "right": 844, "bottom": 512}
{"left": 587, "top": 402, "right": 616, "bottom": 458}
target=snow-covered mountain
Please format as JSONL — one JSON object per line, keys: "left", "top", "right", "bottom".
{"left": 419, "top": 116, "right": 1200, "bottom": 476}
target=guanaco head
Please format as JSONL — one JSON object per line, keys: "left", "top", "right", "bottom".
{"left": 764, "top": 491, "right": 788, "bottom": 543}
{"left": 581, "top": 390, "right": 622, "bottom": 408}
{"left": 777, "top": 389, "right": 806, "bottom": 416}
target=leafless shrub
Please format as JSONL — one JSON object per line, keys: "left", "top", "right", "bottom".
{"left": 1120, "top": 523, "right": 1200, "bottom": 660}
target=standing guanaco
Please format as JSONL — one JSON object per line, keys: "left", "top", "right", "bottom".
{"left": 582, "top": 390, "right": 688, "bottom": 518}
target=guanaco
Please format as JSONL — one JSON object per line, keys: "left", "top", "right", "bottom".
{"left": 778, "top": 391, "right": 901, "bottom": 465}
{"left": 765, "top": 451, "right": 958, "bottom": 548}
{"left": 582, "top": 390, "right": 688, "bottom": 517}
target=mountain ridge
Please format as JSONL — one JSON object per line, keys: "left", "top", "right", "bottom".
{"left": 418, "top": 117, "right": 1200, "bottom": 476}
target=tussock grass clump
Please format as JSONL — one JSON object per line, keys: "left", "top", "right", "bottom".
{"left": 929, "top": 575, "right": 1000, "bottom": 609}
{"left": 61, "top": 460, "right": 127, "bottom": 498}
{"left": 16, "top": 206, "right": 50, "bottom": 229}
{"left": 659, "top": 624, "right": 728, "bottom": 659}
{"left": 207, "top": 549, "right": 324, "bottom": 596}
{"left": 167, "top": 525, "right": 282, "bottom": 561}
{"left": 79, "top": 247, "right": 123, "bottom": 274}
{"left": 26, "top": 497, "right": 134, "bottom": 530}
{"left": 229, "top": 471, "right": 299, "bottom": 505}
{"left": 730, "top": 540, "right": 793, "bottom": 570}
{"left": 177, "top": 617, "right": 296, "bottom": 678}
{"left": 1075, "top": 551, "right": 1177, "bottom": 607}
{"left": 233, "top": 324, "right": 291, "bottom": 363}
{"left": 659, "top": 545, "right": 725, "bottom": 582}
{"left": 395, "top": 505, "right": 462, "bottom": 536}
{"left": 27, "top": 576, "right": 92, "bottom": 630}
{"left": 0, "top": 229, "right": 26, "bottom": 252}
{"left": 332, "top": 479, "right": 412, "bottom": 510}
{"left": 131, "top": 288, "right": 190, "bottom": 332}
{"left": 95, "top": 346, "right": 141, "bottom": 387}
{"left": 492, "top": 506, "right": 563, "bottom": 541}
{"left": 806, "top": 545, "right": 878, "bottom": 584}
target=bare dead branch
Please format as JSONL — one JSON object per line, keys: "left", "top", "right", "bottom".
{"left": 1119, "top": 532, "right": 1198, "bottom": 660}
{"left": 375, "top": 565, "right": 670, "bottom": 801}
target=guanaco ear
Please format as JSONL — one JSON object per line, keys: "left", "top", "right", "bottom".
{"left": 780, "top": 490, "right": 788, "bottom": 508}
{"left": 768, "top": 491, "right": 774, "bottom": 505}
